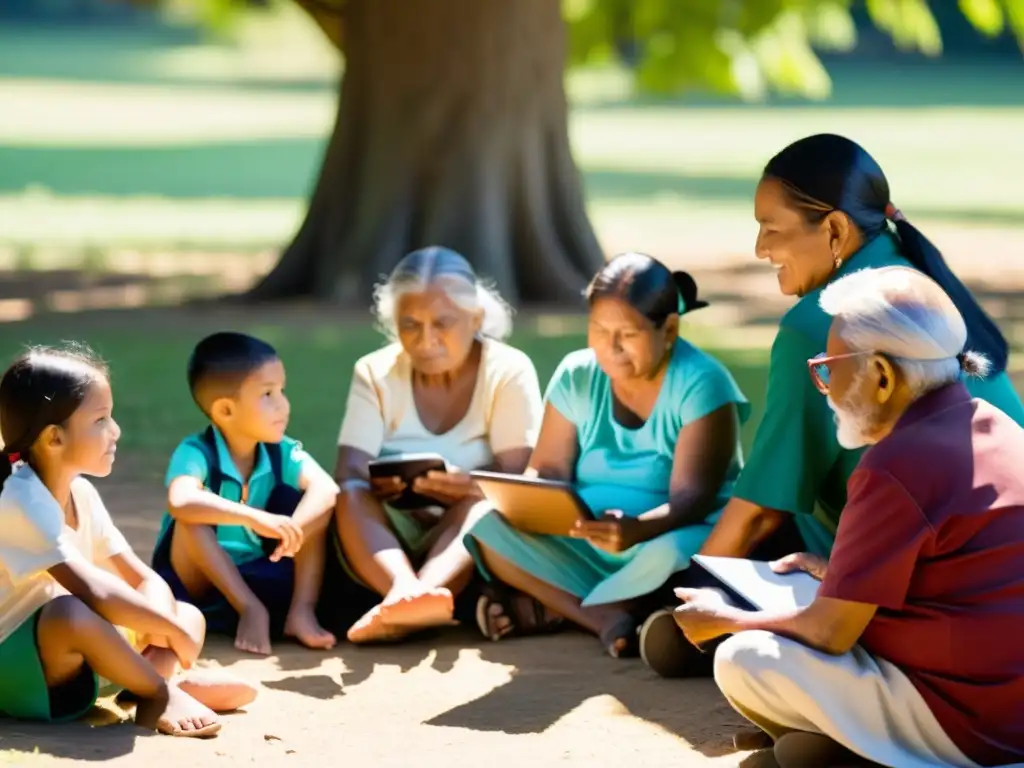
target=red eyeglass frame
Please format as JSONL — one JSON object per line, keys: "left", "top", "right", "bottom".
{"left": 806, "top": 351, "right": 873, "bottom": 395}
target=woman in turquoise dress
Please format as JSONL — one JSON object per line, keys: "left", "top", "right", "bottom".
{"left": 464, "top": 253, "right": 750, "bottom": 657}
{"left": 640, "top": 132, "right": 1024, "bottom": 679}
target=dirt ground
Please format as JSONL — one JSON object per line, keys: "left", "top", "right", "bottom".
{"left": 0, "top": 478, "right": 752, "bottom": 768}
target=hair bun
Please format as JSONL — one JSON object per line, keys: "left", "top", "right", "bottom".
{"left": 672, "top": 270, "right": 709, "bottom": 314}
{"left": 957, "top": 350, "right": 991, "bottom": 379}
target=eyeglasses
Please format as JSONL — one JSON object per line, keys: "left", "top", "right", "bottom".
{"left": 806, "top": 351, "right": 874, "bottom": 395}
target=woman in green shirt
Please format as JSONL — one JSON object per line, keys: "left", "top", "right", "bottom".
{"left": 640, "top": 133, "right": 1024, "bottom": 679}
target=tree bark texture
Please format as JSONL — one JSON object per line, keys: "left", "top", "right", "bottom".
{"left": 248, "top": 0, "right": 605, "bottom": 306}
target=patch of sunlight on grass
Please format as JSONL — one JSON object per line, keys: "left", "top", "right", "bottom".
{"left": 0, "top": 193, "right": 304, "bottom": 247}
{"left": 0, "top": 80, "right": 334, "bottom": 147}
{"left": 569, "top": 107, "right": 1024, "bottom": 216}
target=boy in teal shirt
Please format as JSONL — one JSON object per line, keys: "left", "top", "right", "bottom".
{"left": 152, "top": 332, "right": 339, "bottom": 656}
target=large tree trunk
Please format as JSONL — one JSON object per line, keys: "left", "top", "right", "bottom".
{"left": 248, "top": 0, "right": 605, "bottom": 306}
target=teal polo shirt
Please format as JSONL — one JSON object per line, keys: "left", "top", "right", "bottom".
{"left": 158, "top": 426, "right": 312, "bottom": 566}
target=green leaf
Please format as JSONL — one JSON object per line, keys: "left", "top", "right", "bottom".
{"left": 803, "top": 1, "right": 858, "bottom": 52}
{"left": 1001, "top": 0, "right": 1024, "bottom": 49}
{"left": 866, "top": 0, "right": 942, "bottom": 55}
{"left": 959, "top": 0, "right": 1004, "bottom": 36}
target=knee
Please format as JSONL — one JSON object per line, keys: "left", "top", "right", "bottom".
{"left": 174, "top": 521, "right": 217, "bottom": 546}
{"left": 175, "top": 601, "right": 207, "bottom": 643}
{"left": 713, "top": 630, "right": 788, "bottom": 696}
{"left": 334, "top": 487, "right": 383, "bottom": 527}
{"left": 40, "top": 595, "right": 103, "bottom": 636}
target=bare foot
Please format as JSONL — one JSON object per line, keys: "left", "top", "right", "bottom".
{"left": 284, "top": 604, "right": 337, "bottom": 650}
{"left": 379, "top": 583, "right": 454, "bottom": 629}
{"left": 176, "top": 669, "right": 258, "bottom": 712}
{"left": 136, "top": 685, "right": 221, "bottom": 738}
{"left": 234, "top": 602, "right": 272, "bottom": 656}
{"left": 346, "top": 605, "right": 411, "bottom": 644}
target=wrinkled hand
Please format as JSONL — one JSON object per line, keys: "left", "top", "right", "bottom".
{"left": 770, "top": 552, "right": 828, "bottom": 582}
{"left": 250, "top": 511, "right": 304, "bottom": 562}
{"left": 672, "top": 587, "right": 739, "bottom": 647}
{"left": 370, "top": 475, "right": 407, "bottom": 503}
{"left": 412, "top": 470, "right": 481, "bottom": 507}
{"left": 569, "top": 510, "right": 642, "bottom": 553}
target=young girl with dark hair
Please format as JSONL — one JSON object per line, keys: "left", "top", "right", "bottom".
{"left": 0, "top": 345, "right": 254, "bottom": 736}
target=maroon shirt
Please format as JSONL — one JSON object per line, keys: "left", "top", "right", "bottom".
{"left": 820, "top": 383, "right": 1024, "bottom": 767}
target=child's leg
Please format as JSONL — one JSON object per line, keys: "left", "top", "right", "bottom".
{"left": 264, "top": 486, "right": 337, "bottom": 650}
{"left": 169, "top": 523, "right": 271, "bottom": 655}
{"left": 284, "top": 524, "right": 337, "bottom": 649}
{"left": 37, "top": 596, "right": 219, "bottom": 737}
{"left": 135, "top": 601, "right": 257, "bottom": 712}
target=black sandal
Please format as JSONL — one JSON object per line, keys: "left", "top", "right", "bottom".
{"left": 475, "top": 582, "right": 565, "bottom": 641}
{"left": 599, "top": 614, "right": 639, "bottom": 659}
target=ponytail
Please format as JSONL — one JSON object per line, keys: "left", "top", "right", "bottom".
{"left": 890, "top": 213, "right": 1009, "bottom": 374}
{"left": 671, "top": 271, "right": 709, "bottom": 315}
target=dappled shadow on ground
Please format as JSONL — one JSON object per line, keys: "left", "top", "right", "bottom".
{"left": 0, "top": 704, "right": 141, "bottom": 761}
{"left": 0, "top": 259, "right": 268, "bottom": 322}
{"left": 249, "top": 627, "right": 744, "bottom": 758}
{"left": 1, "top": 244, "right": 1021, "bottom": 342}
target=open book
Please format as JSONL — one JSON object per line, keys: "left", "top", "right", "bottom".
{"left": 691, "top": 555, "right": 821, "bottom": 612}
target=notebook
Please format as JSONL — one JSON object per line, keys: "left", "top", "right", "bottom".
{"left": 690, "top": 555, "right": 821, "bottom": 612}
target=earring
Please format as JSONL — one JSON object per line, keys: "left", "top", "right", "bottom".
{"left": 833, "top": 252, "right": 842, "bottom": 269}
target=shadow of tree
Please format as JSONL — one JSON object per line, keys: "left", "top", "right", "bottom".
{"left": 248, "top": 627, "right": 744, "bottom": 759}
{"left": 421, "top": 632, "right": 743, "bottom": 758}
{"left": 0, "top": 710, "right": 142, "bottom": 761}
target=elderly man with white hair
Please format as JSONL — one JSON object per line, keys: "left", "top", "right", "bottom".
{"left": 673, "top": 266, "right": 1024, "bottom": 768}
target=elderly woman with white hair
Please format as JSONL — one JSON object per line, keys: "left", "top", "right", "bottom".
{"left": 674, "top": 266, "right": 1024, "bottom": 768}
{"left": 331, "top": 246, "right": 543, "bottom": 644}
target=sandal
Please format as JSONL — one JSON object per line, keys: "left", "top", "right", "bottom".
{"left": 599, "top": 613, "right": 639, "bottom": 659}
{"left": 475, "top": 582, "right": 565, "bottom": 641}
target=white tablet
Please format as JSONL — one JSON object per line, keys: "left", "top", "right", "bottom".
{"left": 690, "top": 555, "right": 820, "bottom": 612}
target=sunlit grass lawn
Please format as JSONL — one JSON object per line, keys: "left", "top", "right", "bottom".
{"left": 0, "top": 314, "right": 771, "bottom": 482}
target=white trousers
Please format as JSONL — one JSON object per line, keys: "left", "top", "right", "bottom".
{"left": 713, "top": 630, "right": 981, "bottom": 768}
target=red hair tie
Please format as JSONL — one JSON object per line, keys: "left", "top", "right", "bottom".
{"left": 885, "top": 202, "right": 906, "bottom": 222}
{"left": 7, "top": 453, "right": 20, "bottom": 464}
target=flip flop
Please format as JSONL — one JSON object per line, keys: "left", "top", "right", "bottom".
{"left": 475, "top": 582, "right": 565, "bottom": 641}
{"left": 599, "top": 614, "right": 639, "bottom": 659}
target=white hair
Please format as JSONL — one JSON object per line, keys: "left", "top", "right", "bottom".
{"left": 371, "top": 248, "right": 514, "bottom": 341}
{"left": 819, "top": 266, "right": 990, "bottom": 395}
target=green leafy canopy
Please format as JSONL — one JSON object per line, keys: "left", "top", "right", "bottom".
{"left": 565, "top": 0, "right": 1024, "bottom": 100}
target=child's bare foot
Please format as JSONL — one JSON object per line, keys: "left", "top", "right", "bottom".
{"left": 136, "top": 685, "right": 221, "bottom": 738}
{"left": 284, "top": 604, "right": 337, "bottom": 650}
{"left": 379, "top": 583, "right": 454, "bottom": 628}
{"left": 346, "top": 605, "right": 411, "bottom": 644}
{"left": 234, "top": 602, "right": 272, "bottom": 656}
{"left": 175, "top": 669, "right": 258, "bottom": 712}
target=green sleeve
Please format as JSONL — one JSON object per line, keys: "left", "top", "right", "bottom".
{"left": 732, "top": 327, "right": 841, "bottom": 516}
